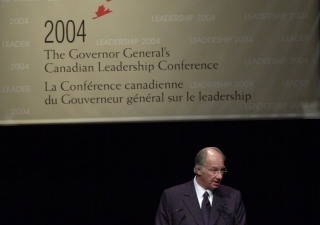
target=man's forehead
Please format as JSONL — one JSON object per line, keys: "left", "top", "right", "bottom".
{"left": 206, "top": 150, "right": 223, "bottom": 159}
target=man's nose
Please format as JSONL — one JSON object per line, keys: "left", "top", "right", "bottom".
{"left": 215, "top": 171, "right": 223, "bottom": 179}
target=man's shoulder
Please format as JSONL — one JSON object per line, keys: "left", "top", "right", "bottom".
{"left": 163, "top": 180, "right": 193, "bottom": 194}
{"left": 163, "top": 181, "right": 241, "bottom": 197}
{"left": 218, "top": 183, "right": 239, "bottom": 191}
{"left": 217, "top": 184, "right": 241, "bottom": 197}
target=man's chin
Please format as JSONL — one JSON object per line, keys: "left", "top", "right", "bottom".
{"left": 211, "top": 182, "right": 220, "bottom": 189}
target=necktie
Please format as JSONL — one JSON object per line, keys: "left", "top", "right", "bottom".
{"left": 201, "top": 191, "right": 211, "bottom": 225}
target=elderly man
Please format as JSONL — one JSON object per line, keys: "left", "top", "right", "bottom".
{"left": 155, "top": 147, "right": 247, "bottom": 225}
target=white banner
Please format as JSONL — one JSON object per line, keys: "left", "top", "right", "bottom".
{"left": 1, "top": 0, "right": 319, "bottom": 124}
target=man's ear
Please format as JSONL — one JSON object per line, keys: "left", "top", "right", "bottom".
{"left": 196, "top": 167, "right": 202, "bottom": 176}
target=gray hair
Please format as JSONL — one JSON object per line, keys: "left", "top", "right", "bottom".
{"left": 193, "top": 147, "right": 226, "bottom": 174}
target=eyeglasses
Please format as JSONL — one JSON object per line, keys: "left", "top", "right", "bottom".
{"left": 206, "top": 168, "right": 228, "bottom": 175}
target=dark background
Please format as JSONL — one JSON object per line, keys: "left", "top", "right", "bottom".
{"left": 2, "top": 119, "right": 320, "bottom": 225}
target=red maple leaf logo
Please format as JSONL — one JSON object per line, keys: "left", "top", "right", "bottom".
{"left": 92, "top": 4, "right": 112, "bottom": 19}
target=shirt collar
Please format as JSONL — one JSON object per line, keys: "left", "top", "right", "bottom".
{"left": 193, "top": 176, "right": 213, "bottom": 199}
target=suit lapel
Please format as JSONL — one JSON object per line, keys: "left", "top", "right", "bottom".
{"left": 183, "top": 181, "right": 204, "bottom": 225}
{"left": 209, "top": 188, "right": 224, "bottom": 225}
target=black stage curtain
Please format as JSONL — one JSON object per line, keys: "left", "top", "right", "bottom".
{"left": 2, "top": 119, "right": 320, "bottom": 225}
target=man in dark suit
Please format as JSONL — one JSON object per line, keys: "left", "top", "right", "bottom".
{"left": 155, "top": 147, "right": 246, "bottom": 225}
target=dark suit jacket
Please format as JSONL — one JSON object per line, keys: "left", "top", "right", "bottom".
{"left": 155, "top": 180, "right": 246, "bottom": 225}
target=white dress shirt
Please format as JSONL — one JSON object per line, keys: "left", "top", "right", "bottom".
{"left": 193, "top": 176, "right": 213, "bottom": 208}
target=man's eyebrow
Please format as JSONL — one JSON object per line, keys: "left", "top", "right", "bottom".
{"left": 209, "top": 166, "right": 226, "bottom": 169}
